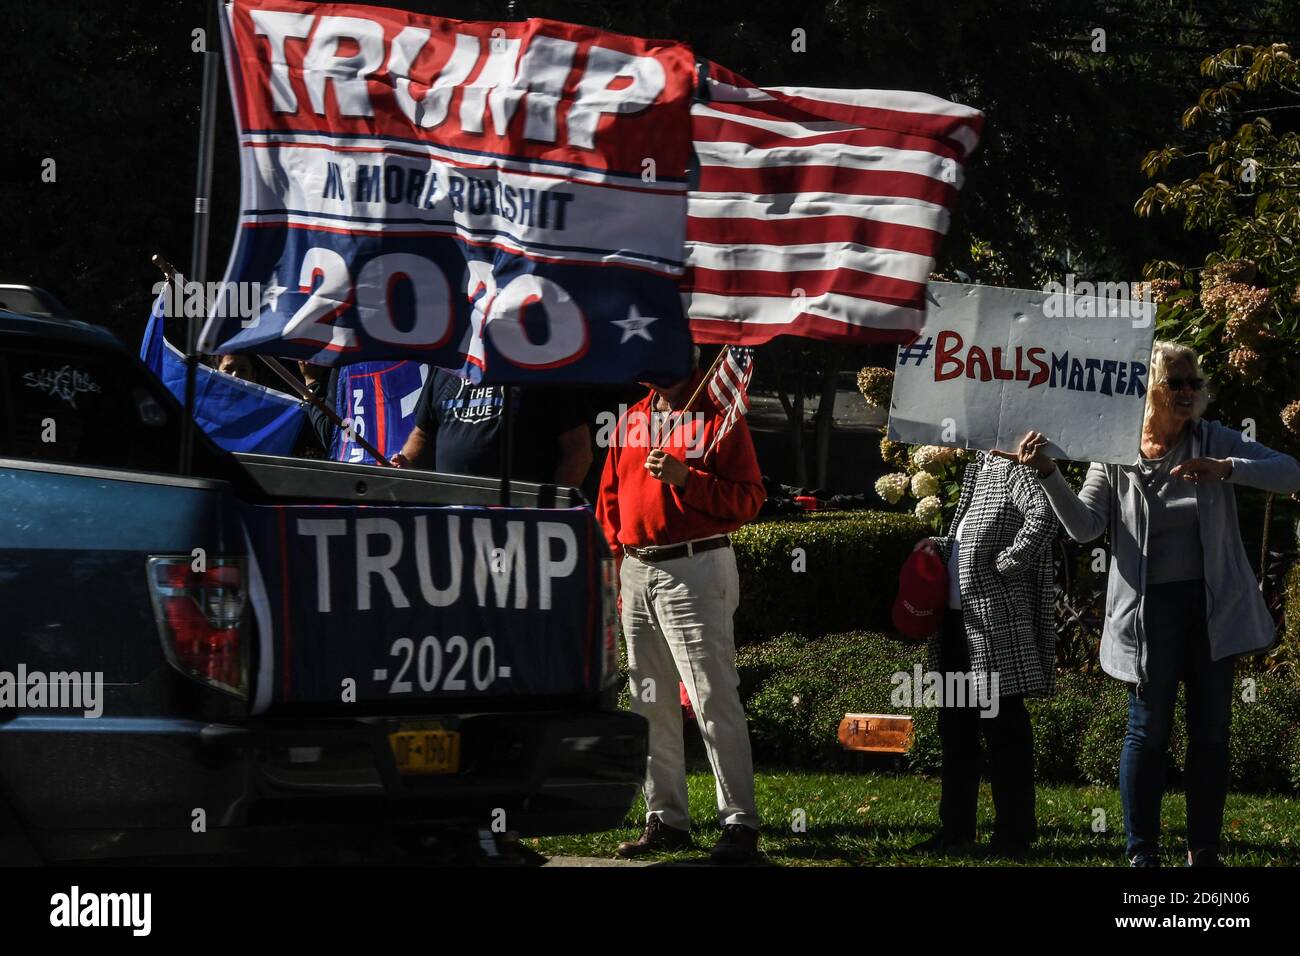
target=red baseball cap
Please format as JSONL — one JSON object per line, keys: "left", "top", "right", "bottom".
{"left": 892, "top": 549, "right": 947, "bottom": 640}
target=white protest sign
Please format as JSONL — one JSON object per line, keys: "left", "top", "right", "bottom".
{"left": 887, "top": 282, "right": 1156, "bottom": 464}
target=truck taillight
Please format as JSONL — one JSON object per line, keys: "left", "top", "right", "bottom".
{"left": 146, "top": 556, "right": 248, "bottom": 698}
{"left": 599, "top": 556, "right": 620, "bottom": 689}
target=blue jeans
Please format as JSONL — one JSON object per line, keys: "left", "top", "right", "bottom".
{"left": 1120, "top": 579, "right": 1234, "bottom": 858}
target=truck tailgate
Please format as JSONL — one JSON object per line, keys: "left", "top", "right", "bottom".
{"left": 0, "top": 459, "right": 248, "bottom": 718}
{"left": 239, "top": 500, "right": 612, "bottom": 712}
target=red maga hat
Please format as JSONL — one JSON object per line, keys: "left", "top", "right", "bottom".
{"left": 892, "top": 549, "right": 947, "bottom": 640}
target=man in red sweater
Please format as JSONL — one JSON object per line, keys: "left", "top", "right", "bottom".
{"left": 596, "top": 364, "right": 766, "bottom": 864}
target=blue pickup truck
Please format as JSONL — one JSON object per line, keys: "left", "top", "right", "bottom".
{"left": 0, "top": 308, "right": 646, "bottom": 864}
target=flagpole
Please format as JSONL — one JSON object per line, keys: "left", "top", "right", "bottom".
{"left": 255, "top": 356, "right": 394, "bottom": 466}
{"left": 499, "top": 384, "right": 514, "bottom": 506}
{"left": 180, "top": 0, "right": 222, "bottom": 477}
{"left": 653, "top": 346, "right": 727, "bottom": 450}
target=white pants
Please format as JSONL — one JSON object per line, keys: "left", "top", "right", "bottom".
{"left": 620, "top": 546, "right": 758, "bottom": 830}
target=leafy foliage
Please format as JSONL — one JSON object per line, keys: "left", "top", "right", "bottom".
{"left": 737, "top": 630, "right": 937, "bottom": 770}
{"left": 731, "top": 510, "right": 924, "bottom": 644}
{"left": 1051, "top": 536, "right": 1107, "bottom": 673}
{"left": 12, "top": 1, "right": 1300, "bottom": 347}
{"left": 1281, "top": 559, "right": 1300, "bottom": 674}
{"left": 1137, "top": 43, "right": 1300, "bottom": 455}
{"left": 870, "top": 443, "right": 968, "bottom": 530}
{"left": 739, "top": 630, "right": 1300, "bottom": 793}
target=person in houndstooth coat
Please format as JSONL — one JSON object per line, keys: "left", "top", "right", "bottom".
{"left": 912, "top": 450, "right": 1059, "bottom": 858}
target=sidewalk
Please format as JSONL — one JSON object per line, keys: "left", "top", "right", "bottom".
{"left": 543, "top": 855, "right": 652, "bottom": 867}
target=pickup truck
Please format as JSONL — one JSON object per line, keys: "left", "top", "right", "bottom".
{"left": 0, "top": 307, "right": 646, "bottom": 864}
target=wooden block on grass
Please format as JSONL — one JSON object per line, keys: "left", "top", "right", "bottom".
{"left": 838, "top": 713, "right": 914, "bottom": 754}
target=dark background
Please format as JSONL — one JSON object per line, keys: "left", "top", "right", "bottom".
{"left": 5, "top": 0, "right": 1300, "bottom": 491}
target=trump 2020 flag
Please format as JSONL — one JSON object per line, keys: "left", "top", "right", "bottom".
{"left": 685, "top": 61, "right": 984, "bottom": 345}
{"left": 198, "top": 0, "right": 695, "bottom": 386}
{"left": 330, "top": 360, "right": 429, "bottom": 464}
{"left": 142, "top": 298, "right": 306, "bottom": 455}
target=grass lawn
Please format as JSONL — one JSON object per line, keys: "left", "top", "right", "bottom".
{"left": 533, "top": 765, "right": 1300, "bottom": 866}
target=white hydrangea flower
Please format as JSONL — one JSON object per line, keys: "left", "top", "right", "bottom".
{"left": 912, "top": 444, "right": 958, "bottom": 475}
{"left": 910, "top": 472, "right": 939, "bottom": 498}
{"left": 915, "top": 495, "right": 942, "bottom": 522}
{"left": 874, "top": 472, "right": 909, "bottom": 505}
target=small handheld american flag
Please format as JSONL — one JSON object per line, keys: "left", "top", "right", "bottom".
{"left": 704, "top": 346, "right": 755, "bottom": 455}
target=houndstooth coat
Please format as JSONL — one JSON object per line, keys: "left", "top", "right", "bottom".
{"left": 927, "top": 453, "right": 1059, "bottom": 698}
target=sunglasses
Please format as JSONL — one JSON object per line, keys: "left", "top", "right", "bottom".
{"left": 1163, "top": 377, "right": 1205, "bottom": 392}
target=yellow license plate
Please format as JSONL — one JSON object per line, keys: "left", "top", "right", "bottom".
{"left": 389, "top": 729, "right": 460, "bottom": 774}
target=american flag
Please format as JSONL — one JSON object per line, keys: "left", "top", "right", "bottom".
{"left": 704, "top": 345, "right": 755, "bottom": 454}
{"left": 684, "top": 61, "right": 984, "bottom": 346}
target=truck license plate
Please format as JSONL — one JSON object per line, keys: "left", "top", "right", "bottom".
{"left": 389, "top": 728, "right": 460, "bottom": 774}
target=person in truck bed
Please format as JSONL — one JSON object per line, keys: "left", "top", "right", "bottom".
{"left": 596, "top": 356, "right": 766, "bottom": 864}
{"left": 393, "top": 367, "right": 592, "bottom": 485}
{"left": 297, "top": 363, "right": 593, "bottom": 485}
{"left": 216, "top": 353, "right": 255, "bottom": 382}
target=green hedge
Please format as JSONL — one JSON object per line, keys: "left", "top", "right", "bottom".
{"left": 731, "top": 511, "right": 924, "bottom": 645}
{"left": 1072, "top": 681, "right": 1197, "bottom": 786}
{"left": 1288, "top": 732, "right": 1300, "bottom": 793}
{"left": 1030, "top": 671, "right": 1103, "bottom": 782}
{"left": 737, "top": 629, "right": 938, "bottom": 771}
{"left": 1285, "top": 560, "right": 1300, "bottom": 654}
{"left": 737, "top": 630, "right": 1300, "bottom": 794}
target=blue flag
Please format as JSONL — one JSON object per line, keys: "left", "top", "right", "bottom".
{"left": 141, "top": 298, "right": 307, "bottom": 455}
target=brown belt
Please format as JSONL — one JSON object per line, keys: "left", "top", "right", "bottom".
{"left": 624, "top": 536, "right": 730, "bottom": 564}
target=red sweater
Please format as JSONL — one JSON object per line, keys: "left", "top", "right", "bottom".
{"left": 596, "top": 379, "right": 765, "bottom": 554}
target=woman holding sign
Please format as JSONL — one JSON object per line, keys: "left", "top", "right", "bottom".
{"left": 912, "top": 452, "right": 1059, "bottom": 860}
{"left": 1016, "top": 341, "right": 1300, "bottom": 867}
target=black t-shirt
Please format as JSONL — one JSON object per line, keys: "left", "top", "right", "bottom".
{"left": 413, "top": 369, "right": 588, "bottom": 482}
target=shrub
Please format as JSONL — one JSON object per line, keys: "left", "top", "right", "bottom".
{"left": 1286, "top": 731, "right": 1300, "bottom": 794}
{"left": 1285, "top": 561, "right": 1300, "bottom": 655}
{"left": 1256, "top": 669, "right": 1300, "bottom": 724}
{"left": 1229, "top": 671, "right": 1300, "bottom": 792}
{"left": 1230, "top": 700, "right": 1291, "bottom": 791}
{"left": 737, "top": 629, "right": 933, "bottom": 769}
{"left": 1026, "top": 671, "right": 1102, "bottom": 782}
{"left": 1077, "top": 684, "right": 1131, "bottom": 786}
{"left": 1030, "top": 671, "right": 1299, "bottom": 792}
{"left": 731, "top": 511, "right": 924, "bottom": 644}
{"left": 735, "top": 631, "right": 1300, "bottom": 793}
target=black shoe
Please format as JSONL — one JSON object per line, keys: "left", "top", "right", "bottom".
{"left": 1129, "top": 852, "right": 1161, "bottom": 868}
{"left": 986, "top": 834, "right": 1032, "bottom": 860}
{"left": 710, "top": 824, "right": 760, "bottom": 864}
{"left": 911, "top": 833, "right": 976, "bottom": 856}
{"left": 616, "top": 817, "right": 692, "bottom": 858}
{"left": 1187, "top": 848, "right": 1224, "bottom": 867}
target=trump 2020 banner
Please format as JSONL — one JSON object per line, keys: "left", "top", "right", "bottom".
{"left": 239, "top": 501, "right": 600, "bottom": 708}
{"left": 198, "top": 0, "right": 694, "bottom": 385}
{"left": 888, "top": 282, "right": 1157, "bottom": 464}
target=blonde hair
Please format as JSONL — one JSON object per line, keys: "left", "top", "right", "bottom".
{"left": 1145, "top": 340, "right": 1209, "bottom": 423}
